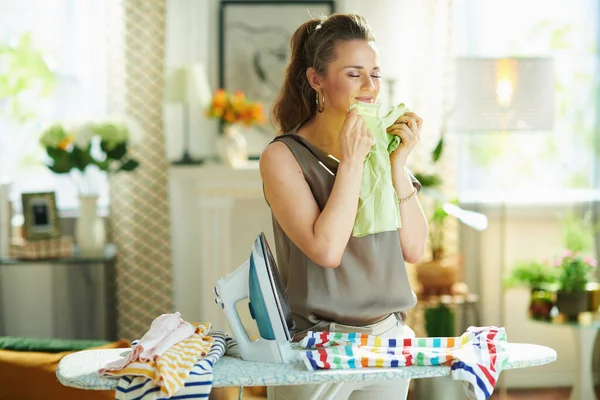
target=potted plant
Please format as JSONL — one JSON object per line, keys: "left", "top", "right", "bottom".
{"left": 504, "top": 260, "right": 558, "bottom": 320}
{"left": 415, "top": 200, "right": 461, "bottom": 297}
{"left": 39, "top": 117, "right": 141, "bottom": 255}
{"left": 204, "top": 89, "right": 266, "bottom": 167}
{"left": 554, "top": 250, "right": 597, "bottom": 320}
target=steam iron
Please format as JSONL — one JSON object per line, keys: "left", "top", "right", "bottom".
{"left": 215, "top": 232, "right": 296, "bottom": 363}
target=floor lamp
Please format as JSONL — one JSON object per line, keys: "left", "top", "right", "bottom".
{"left": 165, "top": 63, "right": 212, "bottom": 165}
{"left": 453, "top": 57, "right": 555, "bottom": 398}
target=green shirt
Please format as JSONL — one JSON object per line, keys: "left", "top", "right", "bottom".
{"left": 349, "top": 102, "right": 410, "bottom": 237}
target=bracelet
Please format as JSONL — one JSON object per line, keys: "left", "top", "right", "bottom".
{"left": 398, "top": 187, "right": 418, "bottom": 203}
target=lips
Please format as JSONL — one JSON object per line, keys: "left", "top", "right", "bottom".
{"left": 355, "top": 97, "right": 374, "bottom": 103}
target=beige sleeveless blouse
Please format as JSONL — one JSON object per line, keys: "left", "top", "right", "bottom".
{"left": 268, "top": 131, "right": 420, "bottom": 334}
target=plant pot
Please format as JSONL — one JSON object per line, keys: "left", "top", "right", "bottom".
{"left": 556, "top": 290, "right": 589, "bottom": 321}
{"left": 424, "top": 303, "right": 456, "bottom": 337}
{"left": 528, "top": 287, "right": 555, "bottom": 320}
{"left": 415, "top": 255, "right": 460, "bottom": 296}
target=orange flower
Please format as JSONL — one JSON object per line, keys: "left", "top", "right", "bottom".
{"left": 250, "top": 103, "right": 266, "bottom": 123}
{"left": 212, "top": 89, "right": 228, "bottom": 108}
{"left": 231, "top": 91, "right": 245, "bottom": 105}
{"left": 223, "top": 109, "right": 237, "bottom": 124}
{"left": 58, "top": 135, "right": 74, "bottom": 150}
{"left": 204, "top": 89, "right": 266, "bottom": 127}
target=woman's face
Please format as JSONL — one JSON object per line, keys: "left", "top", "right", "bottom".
{"left": 320, "top": 39, "right": 381, "bottom": 114}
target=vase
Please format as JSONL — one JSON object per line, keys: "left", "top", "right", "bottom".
{"left": 219, "top": 124, "right": 248, "bottom": 168}
{"left": 75, "top": 195, "right": 105, "bottom": 256}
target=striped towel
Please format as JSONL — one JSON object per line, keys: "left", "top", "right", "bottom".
{"left": 115, "top": 331, "right": 236, "bottom": 399}
{"left": 299, "top": 326, "right": 508, "bottom": 400}
{"left": 106, "top": 323, "right": 214, "bottom": 397}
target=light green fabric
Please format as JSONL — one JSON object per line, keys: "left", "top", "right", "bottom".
{"left": 350, "top": 102, "right": 410, "bottom": 237}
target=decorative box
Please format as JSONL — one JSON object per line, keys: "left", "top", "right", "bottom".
{"left": 8, "top": 236, "right": 74, "bottom": 260}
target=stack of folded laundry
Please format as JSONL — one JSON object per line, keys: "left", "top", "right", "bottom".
{"left": 99, "top": 312, "right": 233, "bottom": 400}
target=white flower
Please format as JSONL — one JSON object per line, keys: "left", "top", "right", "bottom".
{"left": 92, "top": 114, "right": 144, "bottom": 149}
{"left": 71, "top": 121, "right": 95, "bottom": 149}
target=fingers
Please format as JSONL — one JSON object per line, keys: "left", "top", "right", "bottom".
{"left": 343, "top": 108, "right": 360, "bottom": 131}
{"left": 391, "top": 112, "right": 423, "bottom": 133}
{"left": 405, "top": 112, "right": 423, "bottom": 130}
{"left": 387, "top": 124, "right": 419, "bottom": 146}
{"left": 392, "top": 115, "right": 418, "bottom": 132}
{"left": 362, "top": 122, "right": 373, "bottom": 146}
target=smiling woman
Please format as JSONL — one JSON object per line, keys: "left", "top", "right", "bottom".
{"left": 261, "top": 13, "right": 428, "bottom": 400}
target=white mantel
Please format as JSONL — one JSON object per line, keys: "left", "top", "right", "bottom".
{"left": 168, "top": 162, "right": 273, "bottom": 333}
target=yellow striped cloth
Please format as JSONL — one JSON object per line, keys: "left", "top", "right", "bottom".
{"left": 105, "top": 323, "right": 213, "bottom": 396}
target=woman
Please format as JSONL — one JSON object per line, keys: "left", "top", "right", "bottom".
{"left": 260, "top": 13, "right": 428, "bottom": 400}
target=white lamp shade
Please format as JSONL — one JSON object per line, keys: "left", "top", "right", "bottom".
{"left": 165, "top": 63, "right": 212, "bottom": 106}
{"left": 453, "top": 57, "right": 555, "bottom": 131}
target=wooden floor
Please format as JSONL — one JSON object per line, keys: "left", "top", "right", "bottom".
{"left": 489, "top": 387, "right": 600, "bottom": 399}
{"left": 211, "top": 386, "right": 600, "bottom": 399}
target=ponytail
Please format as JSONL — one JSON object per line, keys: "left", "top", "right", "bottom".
{"left": 271, "top": 18, "right": 322, "bottom": 134}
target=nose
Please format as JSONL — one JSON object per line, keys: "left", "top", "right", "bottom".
{"left": 361, "top": 75, "right": 376, "bottom": 91}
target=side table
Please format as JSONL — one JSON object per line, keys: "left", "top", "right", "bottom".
{"left": 0, "top": 244, "right": 117, "bottom": 341}
{"left": 530, "top": 314, "right": 600, "bottom": 400}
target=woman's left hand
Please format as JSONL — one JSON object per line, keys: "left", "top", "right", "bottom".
{"left": 386, "top": 111, "right": 423, "bottom": 166}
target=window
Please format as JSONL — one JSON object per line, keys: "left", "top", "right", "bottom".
{"left": 0, "top": 0, "right": 108, "bottom": 212}
{"left": 454, "top": 0, "right": 599, "bottom": 203}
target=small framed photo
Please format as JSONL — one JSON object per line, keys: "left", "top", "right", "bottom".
{"left": 21, "top": 191, "right": 60, "bottom": 241}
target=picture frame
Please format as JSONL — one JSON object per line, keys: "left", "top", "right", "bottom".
{"left": 21, "top": 191, "right": 61, "bottom": 241}
{"left": 218, "top": 0, "right": 335, "bottom": 155}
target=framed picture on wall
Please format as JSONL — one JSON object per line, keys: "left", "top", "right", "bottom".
{"left": 219, "top": 0, "right": 335, "bottom": 154}
{"left": 21, "top": 191, "right": 61, "bottom": 241}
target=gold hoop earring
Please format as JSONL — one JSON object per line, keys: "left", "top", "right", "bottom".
{"left": 316, "top": 90, "right": 325, "bottom": 113}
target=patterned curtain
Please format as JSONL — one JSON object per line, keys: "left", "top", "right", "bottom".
{"left": 106, "top": 0, "right": 173, "bottom": 340}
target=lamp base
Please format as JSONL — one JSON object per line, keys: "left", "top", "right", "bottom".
{"left": 171, "top": 151, "right": 205, "bottom": 166}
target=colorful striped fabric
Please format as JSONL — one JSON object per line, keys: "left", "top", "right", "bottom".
{"left": 105, "top": 323, "right": 214, "bottom": 397}
{"left": 114, "top": 331, "right": 235, "bottom": 400}
{"left": 299, "top": 326, "right": 508, "bottom": 400}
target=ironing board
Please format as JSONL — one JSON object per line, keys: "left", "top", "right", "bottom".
{"left": 56, "top": 342, "right": 556, "bottom": 399}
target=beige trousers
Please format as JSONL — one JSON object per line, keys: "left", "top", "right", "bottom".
{"left": 267, "top": 313, "right": 416, "bottom": 400}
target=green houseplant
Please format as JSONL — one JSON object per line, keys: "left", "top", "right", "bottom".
{"left": 504, "top": 260, "right": 557, "bottom": 290}
{"left": 412, "top": 138, "right": 460, "bottom": 337}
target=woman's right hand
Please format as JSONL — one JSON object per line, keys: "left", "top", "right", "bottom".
{"left": 339, "top": 108, "right": 373, "bottom": 165}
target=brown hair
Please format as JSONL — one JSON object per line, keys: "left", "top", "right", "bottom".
{"left": 271, "top": 14, "right": 375, "bottom": 134}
